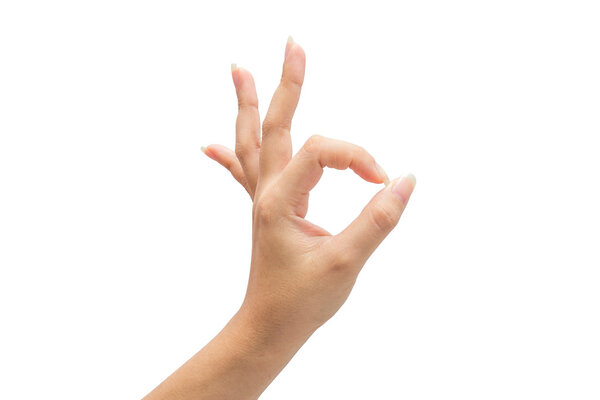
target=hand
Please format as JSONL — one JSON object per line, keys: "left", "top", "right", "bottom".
{"left": 144, "top": 38, "right": 416, "bottom": 400}
{"left": 202, "top": 37, "right": 416, "bottom": 344}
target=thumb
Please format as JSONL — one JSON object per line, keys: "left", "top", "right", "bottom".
{"left": 333, "top": 174, "right": 416, "bottom": 267}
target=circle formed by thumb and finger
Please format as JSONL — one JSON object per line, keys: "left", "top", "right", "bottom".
{"left": 278, "top": 135, "right": 388, "bottom": 216}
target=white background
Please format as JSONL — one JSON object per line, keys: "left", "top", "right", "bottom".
{"left": 1, "top": 1, "right": 599, "bottom": 399}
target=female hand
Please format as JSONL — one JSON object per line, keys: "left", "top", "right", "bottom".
{"left": 145, "top": 37, "right": 415, "bottom": 400}
{"left": 202, "top": 37, "right": 416, "bottom": 346}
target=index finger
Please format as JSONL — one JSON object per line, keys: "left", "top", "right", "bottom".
{"left": 278, "top": 135, "right": 389, "bottom": 217}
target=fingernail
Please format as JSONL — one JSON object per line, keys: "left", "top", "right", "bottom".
{"left": 375, "top": 163, "right": 390, "bottom": 186}
{"left": 390, "top": 173, "right": 416, "bottom": 204}
{"left": 201, "top": 146, "right": 216, "bottom": 160}
{"left": 285, "top": 35, "right": 294, "bottom": 59}
{"left": 231, "top": 63, "right": 240, "bottom": 88}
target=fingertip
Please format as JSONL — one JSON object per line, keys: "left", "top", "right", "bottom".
{"left": 231, "top": 64, "right": 241, "bottom": 89}
{"left": 283, "top": 41, "right": 306, "bottom": 82}
{"left": 375, "top": 163, "right": 390, "bottom": 186}
{"left": 201, "top": 145, "right": 217, "bottom": 161}
{"left": 285, "top": 35, "right": 294, "bottom": 59}
{"left": 285, "top": 35, "right": 305, "bottom": 59}
{"left": 288, "top": 42, "right": 306, "bottom": 63}
{"left": 389, "top": 173, "right": 416, "bottom": 205}
{"left": 240, "top": 67, "right": 256, "bottom": 86}
{"left": 233, "top": 68, "right": 259, "bottom": 102}
{"left": 406, "top": 173, "right": 417, "bottom": 187}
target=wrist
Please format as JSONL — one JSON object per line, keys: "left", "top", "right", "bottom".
{"left": 226, "top": 302, "right": 315, "bottom": 362}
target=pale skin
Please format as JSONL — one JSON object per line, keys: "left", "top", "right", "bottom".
{"left": 143, "top": 37, "right": 416, "bottom": 400}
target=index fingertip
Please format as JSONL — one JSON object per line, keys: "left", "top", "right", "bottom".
{"left": 376, "top": 163, "right": 390, "bottom": 186}
{"left": 285, "top": 35, "right": 294, "bottom": 59}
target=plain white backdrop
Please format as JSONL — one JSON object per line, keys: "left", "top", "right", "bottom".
{"left": 1, "top": 1, "right": 599, "bottom": 399}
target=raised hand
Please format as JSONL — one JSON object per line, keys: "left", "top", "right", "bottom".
{"left": 145, "top": 37, "right": 416, "bottom": 400}
{"left": 202, "top": 36, "right": 416, "bottom": 343}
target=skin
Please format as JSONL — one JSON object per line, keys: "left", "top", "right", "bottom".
{"left": 143, "top": 37, "right": 416, "bottom": 400}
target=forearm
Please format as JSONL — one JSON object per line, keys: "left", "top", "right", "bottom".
{"left": 143, "top": 304, "right": 314, "bottom": 400}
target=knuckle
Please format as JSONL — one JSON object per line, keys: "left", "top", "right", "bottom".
{"left": 261, "top": 117, "right": 276, "bottom": 134}
{"left": 303, "top": 134, "right": 325, "bottom": 153}
{"left": 238, "top": 97, "right": 258, "bottom": 111}
{"left": 262, "top": 117, "right": 289, "bottom": 136}
{"left": 328, "top": 250, "right": 354, "bottom": 273}
{"left": 253, "top": 198, "right": 272, "bottom": 223}
{"left": 282, "top": 76, "right": 303, "bottom": 92}
{"left": 252, "top": 191, "right": 279, "bottom": 224}
{"left": 370, "top": 203, "right": 399, "bottom": 233}
{"left": 317, "top": 242, "right": 356, "bottom": 275}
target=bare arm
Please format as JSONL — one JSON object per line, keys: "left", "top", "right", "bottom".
{"left": 143, "top": 37, "right": 415, "bottom": 400}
